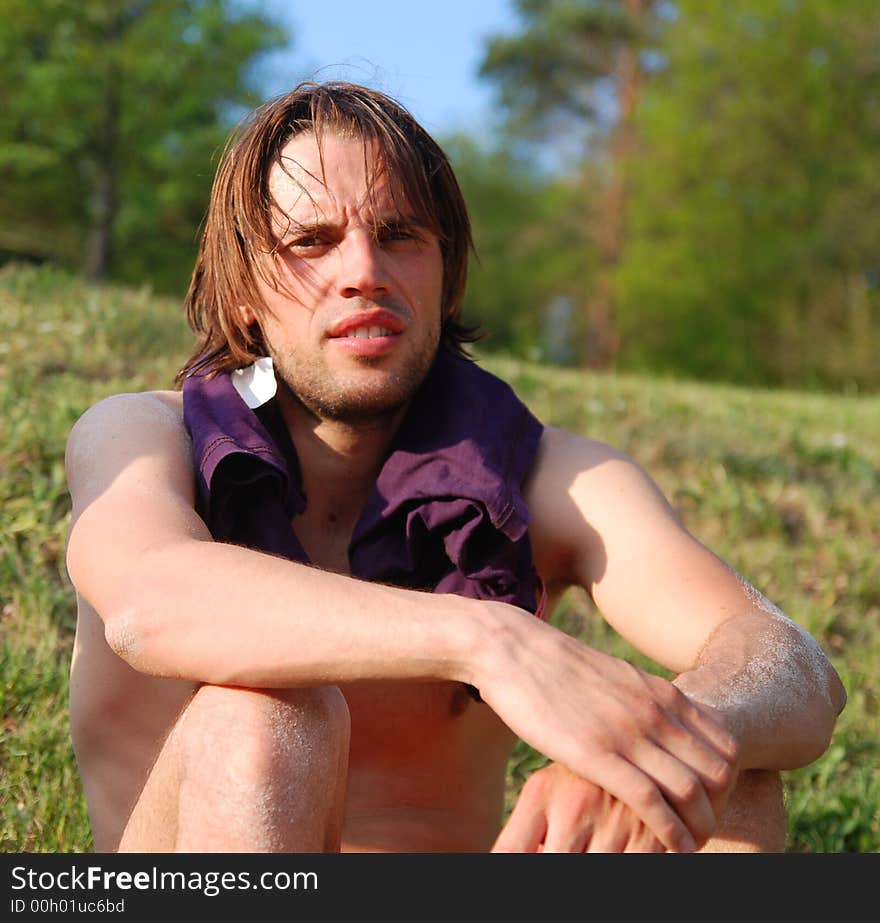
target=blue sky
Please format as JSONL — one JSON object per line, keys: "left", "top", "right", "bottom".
{"left": 256, "top": 0, "right": 518, "bottom": 140}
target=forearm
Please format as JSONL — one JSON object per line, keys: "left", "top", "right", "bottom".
{"left": 672, "top": 609, "right": 847, "bottom": 770}
{"left": 76, "top": 535, "right": 487, "bottom": 689}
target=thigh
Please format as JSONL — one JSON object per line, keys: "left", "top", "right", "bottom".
{"left": 116, "top": 696, "right": 189, "bottom": 852}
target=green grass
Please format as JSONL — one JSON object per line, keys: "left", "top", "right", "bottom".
{"left": 2, "top": 263, "right": 878, "bottom": 852}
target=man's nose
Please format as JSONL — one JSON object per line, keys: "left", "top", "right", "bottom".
{"left": 337, "top": 231, "right": 390, "bottom": 299}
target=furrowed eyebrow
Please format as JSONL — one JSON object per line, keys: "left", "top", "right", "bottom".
{"left": 275, "top": 219, "right": 337, "bottom": 245}
{"left": 375, "top": 212, "right": 421, "bottom": 228}
{"left": 278, "top": 212, "right": 425, "bottom": 245}
{"left": 374, "top": 214, "right": 431, "bottom": 237}
{"left": 292, "top": 219, "right": 336, "bottom": 235}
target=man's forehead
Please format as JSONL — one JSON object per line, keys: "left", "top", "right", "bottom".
{"left": 268, "top": 131, "right": 404, "bottom": 221}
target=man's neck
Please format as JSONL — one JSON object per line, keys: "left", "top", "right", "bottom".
{"left": 276, "top": 388, "right": 410, "bottom": 531}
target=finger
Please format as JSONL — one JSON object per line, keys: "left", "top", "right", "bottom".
{"left": 651, "top": 713, "right": 738, "bottom": 820}
{"left": 542, "top": 818, "right": 592, "bottom": 854}
{"left": 583, "top": 752, "right": 696, "bottom": 853}
{"left": 624, "top": 828, "right": 666, "bottom": 853}
{"left": 629, "top": 738, "right": 718, "bottom": 844}
{"left": 585, "top": 822, "right": 629, "bottom": 853}
{"left": 679, "top": 696, "right": 740, "bottom": 763}
{"left": 641, "top": 685, "right": 738, "bottom": 802}
{"left": 663, "top": 686, "right": 740, "bottom": 770}
{"left": 584, "top": 799, "right": 640, "bottom": 853}
{"left": 491, "top": 803, "right": 547, "bottom": 853}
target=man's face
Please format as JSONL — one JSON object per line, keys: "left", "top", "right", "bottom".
{"left": 251, "top": 130, "right": 444, "bottom": 424}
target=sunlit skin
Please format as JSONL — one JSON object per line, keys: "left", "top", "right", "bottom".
{"left": 250, "top": 132, "right": 444, "bottom": 428}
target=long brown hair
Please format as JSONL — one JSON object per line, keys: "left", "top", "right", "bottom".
{"left": 176, "top": 81, "right": 480, "bottom": 383}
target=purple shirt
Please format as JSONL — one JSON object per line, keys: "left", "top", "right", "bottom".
{"left": 182, "top": 348, "right": 546, "bottom": 616}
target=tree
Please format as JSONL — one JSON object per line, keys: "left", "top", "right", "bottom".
{"left": 0, "top": 0, "right": 287, "bottom": 291}
{"left": 480, "top": 0, "right": 666, "bottom": 368}
{"left": 616, "top": 0, "right": 880, "bottom": 389}
{"left": 444, "top": 133, "right": 591, "bottom": 361}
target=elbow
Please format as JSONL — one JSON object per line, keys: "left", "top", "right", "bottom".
{"left": 789, "top": 661, "right": 848, "bottom": 769}
{"left": 104, "top": 607, "right": 143, "bottom": 664}
{"left": 103, "top": 602, "right": 184, "bottom": 679}
{"left": 100, "top": 564, "right": 195, "bottom": 677}
{"left": 828, "top": 664, "right": 848, "bottom": 718}
{"left": 783, "top": 621, "right": 848, "bottom": 767}
{"left": 68, "top": 524, "right": 184, "bottom": 678}
{"left": 66, "top": 520, "right": 152, "bottom": 672}
{"left": 99, "top": 554, "right": 174, "bottom": 675}
{"left": 102, "top": 583, "right": 218, "bottom": 684}
{"left": 68, "top": 537, "right": 156, "bottom": 674}
{"left": 810, "top": 645, "right": 848, "bottom": 751}
{"left": 816, "top": 661, "right": 848, "bottom": 752}
{"left": 103, "top": 605, "right": 156, "bottom": 674}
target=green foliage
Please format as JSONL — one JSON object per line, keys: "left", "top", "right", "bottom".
{"left": 444, "top": 134, "right": 592, "bottom": 360}
{"left": 2, "top": 265, "right": 876, "bottom": 852}
{"left": 0, "top": 263, "right": 192, "bottom": 851}
{"left": 0, "top": 0, "right": 287, "bottom": 291}
{"left": 479, "top": 0, "right": 647, "bottom": 138}
{"left": 616, "top": 0, "right": 880, "bottom": 391}
{"left": 785, "top": 742, "right": 880, "bottom": 853}
{"left": 478, "top": 0, "right": 880, "bottom": 391}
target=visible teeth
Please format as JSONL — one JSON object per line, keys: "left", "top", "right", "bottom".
{"left": 349, "top": 326, "right": 392, "bottom": 338}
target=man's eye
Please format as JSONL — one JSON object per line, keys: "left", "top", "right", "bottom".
{"left": 291, "top": 236, "right": 326, "bottom": 249}
{"left": 381, "top": 227, "right": 421, "bottom": 243}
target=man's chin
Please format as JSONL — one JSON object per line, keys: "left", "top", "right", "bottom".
{"left": 316, "top": 399, "right": 409, "bottom": 426}
{"left": 273, "top": 339, "right": 439, "bottom": 425}
{"left": 282, "top": 372, "right": 424, "bottom": 426}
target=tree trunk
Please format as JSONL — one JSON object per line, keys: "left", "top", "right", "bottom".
{"left": 85, "top": 167, "right": 116, "bottom": 282}
{"left": 585, "top": 0, "right": 643, "bottom": 369}
{"left": 85, "top": 12, "right": 124, "bottom": 283}
{"left": 85, "top": 69, "right": 120, "bottom": 282}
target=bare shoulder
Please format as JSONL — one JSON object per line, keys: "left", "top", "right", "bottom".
{"left": 65, "top": 390, "right": 190, "bottom": 514}
{"left": 524, "top": 424, "right": 674, "bottom": 525}
{"left": 67, "top": 389, "right": 184, "bottom": 448}
{"left": 526, "top": 423, "right": 633, "bottom": 479}
{"left": 524, "top": 424, "right": 681, "bottom": 586}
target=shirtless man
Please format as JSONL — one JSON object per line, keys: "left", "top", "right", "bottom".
{"left": 64, "top": 81, "right": 846, "bottom": 854}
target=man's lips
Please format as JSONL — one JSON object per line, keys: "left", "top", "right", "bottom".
{"left": 326, "top": 308, "right": 406, "bottom": 339}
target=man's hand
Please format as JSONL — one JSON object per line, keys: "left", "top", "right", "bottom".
{"left": 493, "top": 763, "right": 666, "bottom": 853}
{"left": 476, "top": 609, "right": 740, "bottom": 853}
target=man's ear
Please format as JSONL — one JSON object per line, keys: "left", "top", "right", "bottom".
{"left": 238, "top": 303, "right": 257, "bottom": 326}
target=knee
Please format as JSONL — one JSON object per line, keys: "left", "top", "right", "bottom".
{"left": 177, "top": 684, "right": 351, "bottom": 783}
{"left": 266, "top": 684, "right": 351, "bottom": 746}
{"left": 705, "top": 769, "right": 787, "bottom": 853}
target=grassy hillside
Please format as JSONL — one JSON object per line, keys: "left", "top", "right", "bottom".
{"left": 1, "top": 263, "right": 877, "bottom": 852}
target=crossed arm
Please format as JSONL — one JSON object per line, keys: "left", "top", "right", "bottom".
{"left": 494, "top": 424, "right": 847, "bottom": 850}
{"left": 65, "top": 394, "right": 846, "bottom": 853}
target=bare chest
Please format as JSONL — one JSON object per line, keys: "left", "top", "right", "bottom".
{"left": 291, "top": 512, "right": 354, "bottom": 575}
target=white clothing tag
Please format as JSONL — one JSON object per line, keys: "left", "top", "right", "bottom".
{"left": 231, "top": 356, "right": 277, "bottom": 409}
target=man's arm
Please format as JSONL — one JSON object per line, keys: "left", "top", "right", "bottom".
{"left": 66, "top": 395, "right": 798, "bottom": 852}
{"left": 490, "top": 425, "right": 846, "bottom": 852}
{"left": 524, "top": 425, "right": 846, "bottom": 771}
{"left": 65, "top": 392, "right": 485, "bottom": 689}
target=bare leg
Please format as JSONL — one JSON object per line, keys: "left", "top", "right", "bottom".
{"left": 118, "top": 684, "right": 351, "bottom": 853}
{"left": 698, "top": 770, "right": 786, "bottom": 853}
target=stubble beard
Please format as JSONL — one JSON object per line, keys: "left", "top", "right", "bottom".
{"left": 270, "top": 330, "right": 441, "bottom": 426}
